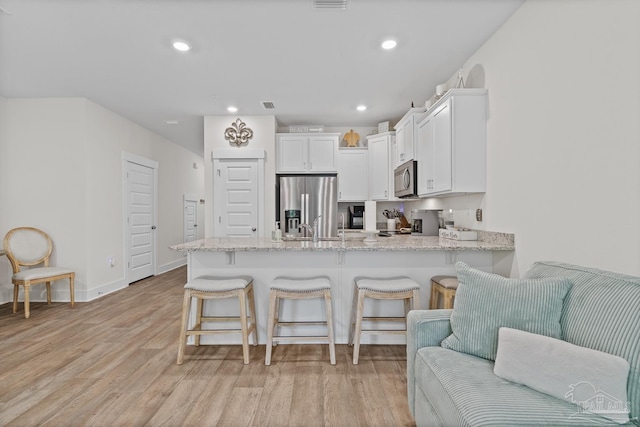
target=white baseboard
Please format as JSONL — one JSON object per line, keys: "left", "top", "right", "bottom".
{"left": 157, "top": 258, "right": 186, "bottom": 275}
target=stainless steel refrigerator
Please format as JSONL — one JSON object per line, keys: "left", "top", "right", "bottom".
{"left": 278, "top": 175, "right": 338, "bottom": 239}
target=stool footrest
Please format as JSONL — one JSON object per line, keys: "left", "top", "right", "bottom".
{"left": 275, "top": 321, "right": 327, "bottom": 327}
{"left": 199, "top": 316, "right": 253, "bottom": 322}
{"left": 361, "top": 316, "right": 407, "bottom": 322}
{"left": 273, "top": 336, "right": 331, "bottom": 342}
{"left": 360, "top": 329, "right": 407, "bottom": 335}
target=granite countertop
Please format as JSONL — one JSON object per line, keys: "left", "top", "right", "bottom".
{"left": 170, "top": 232, "right": 514, "bottom": 253}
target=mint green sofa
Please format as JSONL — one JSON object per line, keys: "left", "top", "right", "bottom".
{"left": 407, "top": 261, "right": 640, "bottom": 426}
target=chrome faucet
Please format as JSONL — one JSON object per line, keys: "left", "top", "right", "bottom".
{"left": 300, "top": 215, "right": 322, "bottom": 242}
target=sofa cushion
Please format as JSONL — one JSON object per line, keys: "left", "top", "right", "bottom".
{"left": 414, "top": 346, "right": 629, "bottom": 426}
{"left": 495, "top": 327, "right": 630, "bottom": 424}
{"left": 524, "top": 261, "right": 640, "bottom": 422}
{"left": 440, "top": 262, "right": 572, "bottom": 360}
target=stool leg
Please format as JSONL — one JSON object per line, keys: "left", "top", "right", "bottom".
{"left": 177, "top": 290, "right": 192, "bottom": 365}
{"left": 323, "top": 289, "right": 336, "bottom": 365}
{"left": 248, "top": 284, "right": 258, "bottom": 346}
{"left": 195, "top": 297, "right": 204, "bottom": 346}
{"left": 238, "top": 289, "right": 250, "bottom": 365}
{"left": 429, "top": 282, "right": 437, "bottom": 309}
{"left": 444, "top": 289, "right": 455, "bottom": 309}
{"left": 412, "top": 288, "right": 421, "bottom": 310}
{"left": 352, "top": 289, "right": 366, "bottom": 365}
{"left": 348, "top": 285, "right": 359, "bottom": 346}
{"left": 265, "top": 290, "right": 278, "bottom": 366}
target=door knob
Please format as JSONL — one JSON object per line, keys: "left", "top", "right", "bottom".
{"left": 151, "top": 225, "right": 157, "bottom": 230}
{"left": 252, "top": 227, "right": 256, "bottom": 231}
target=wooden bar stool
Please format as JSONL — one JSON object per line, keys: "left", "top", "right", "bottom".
{"left": 177, "top": 275, "right": 258, "bottom": 365}
{"left": 429, "top": 275, "right": 459, "bottom": 309}
{"left": 265, "top": 276, "right": 336, "bottom": 366}
{"left": 349, "top": 276, "right": 420, "bottom": 364}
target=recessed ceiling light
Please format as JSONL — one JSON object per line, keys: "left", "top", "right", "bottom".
{"left": 227, "top": 106, "right": 238, "bottom": 113}
{"left": 165, "top": 120, "right": 179, "bottom": 125}
{"left": 356, "top": 105, "right": 367, "bottom": 112}
{"left": 172, "top": 41, "right": 191, "bottom": 52}
{"left": 381, "top": 40, "right": 397, "bottom": 50}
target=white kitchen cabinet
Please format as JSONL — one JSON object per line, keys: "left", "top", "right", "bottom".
{"left": 337, "top": 148, "right": 368, "bottom": 201}
{"left": 276, "top": 133, "right": 339, "bottom": 173}
{"left": 367, "top": 132, "right": 396, "bottom": 201}
{"left": 416, "top": 89, "right": 487, "bottom": 197}
{"left": 394, "top": 107, "right": 426, "bottom": 168}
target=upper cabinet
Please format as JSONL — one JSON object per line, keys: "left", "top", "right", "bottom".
{"left": 367, "top": 132, "right": 396, "bottom": 201}
{"left": 276, "top": 133, "right": 339, "bottom": 173}
{"left": 337, "top": 148, "right": 368, "bottom": 201}
{"left": 394, "top": 107, "right": 427, "bottom": 168}
{"left": 416, "top": 89, "right": 487, "bottom": 197}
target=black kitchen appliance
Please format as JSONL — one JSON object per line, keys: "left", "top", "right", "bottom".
{"left": 349, "top": 205, "right": 364, "bottom": 229}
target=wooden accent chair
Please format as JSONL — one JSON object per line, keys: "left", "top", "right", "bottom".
{"left": 3, "top": 227, "right": 75, "bottom": 318}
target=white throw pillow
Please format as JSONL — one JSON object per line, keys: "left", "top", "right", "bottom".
{"left": 494, "top": 327, "right": 631, "bottom": 424}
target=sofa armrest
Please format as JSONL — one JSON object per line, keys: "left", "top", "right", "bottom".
{"left": 406, "top": 309, "right": 453, "bottom": 417}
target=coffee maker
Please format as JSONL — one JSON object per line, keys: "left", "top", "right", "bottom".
{"left": 348, "top": 205, "right": 364, "bottom": 229}
{"left": 284, "top": 209, "right": 301, "bottom": 235}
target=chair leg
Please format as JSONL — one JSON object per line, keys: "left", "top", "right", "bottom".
{"left": 265, "top": 290, "right": 278, "bottom": 366}
{"left": 352, "top": 289, "right": 366, "bottom": 364}
{"left": 69, "top": 275, "right": 75, "bottom": 307}
{"left": 444, "top": 289, "right": 455, "bottom": 309}
{"left": 24, "top": 283, "right": 31, "bottom": 319}
{"left": 248, "top": 285, "right": 258, "bottom": 346}
{"left": 323, "top": 289, "right": 336, "bottom": 365}
{"left": 238, "top": 290, "right": 250, "bottom": 365}
{"left": 13, "top": 284, "right": 19, "bottom": 313}
{"left": 46, "top": 282, "right": 52, "bottom": 305}
{"left": 176, "top": 290, "right": 192, "bottom": 365}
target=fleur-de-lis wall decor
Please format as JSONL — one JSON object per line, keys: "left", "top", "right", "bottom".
{"left": 224, "top": 118, "right": 254, "bottom": 147}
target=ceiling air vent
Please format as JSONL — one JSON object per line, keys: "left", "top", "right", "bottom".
{"left": 261, "top": 101, "right": 276, "bottom": 110}
{"left": 313, "top": 0, "right": 347, "bottom": 10}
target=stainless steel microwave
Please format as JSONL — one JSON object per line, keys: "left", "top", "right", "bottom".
{"left": 394, "top": 160, "right": 418, "bottom": 198}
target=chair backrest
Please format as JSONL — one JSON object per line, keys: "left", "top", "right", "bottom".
{"left": 3, "top": 227, "right": 53, "bottom": 273}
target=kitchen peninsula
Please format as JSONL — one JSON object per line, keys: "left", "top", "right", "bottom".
{"left": 171, "top": 233, "right": 514, "bottom": 345}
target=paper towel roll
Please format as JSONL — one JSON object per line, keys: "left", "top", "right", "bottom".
{"left": 364, "top": 200, "right": 377, "bottom": 231}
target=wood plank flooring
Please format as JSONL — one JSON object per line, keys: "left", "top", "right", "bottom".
{"left": 0, "top": 266, "right": 416, "bottom": 426}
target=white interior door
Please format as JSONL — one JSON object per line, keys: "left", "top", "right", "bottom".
{"left": 124, "top": 155, "right": 157, "bottom": 283}
{"left": 214, "top": 159, "right": 259, "bottom": 237}
{"left": 183, "top": 194, "right": 198, "bottom": 243}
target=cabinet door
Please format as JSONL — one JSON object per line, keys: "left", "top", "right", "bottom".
{"left": 395, "top": 125, "right": 406, "bottom": 168}
{"left": 416, "top": 114, "right": 434, "bottom": 196}
{"left": 308, "top": 135, "right": 337, "bottom": 172}
{"left": 338, "top": 149, "right": 368, "bottom": 201}
{"left": 368, "top": 136, "right": 391, "bottom": 200}
{"left": 404, "top": 115, "right": 415, "bottom": 162}
{"left": 432, "top": 101, "right": 452, "bottom": 193}
{"left": 277, "top": 136, "right": 306, "bottom": 172}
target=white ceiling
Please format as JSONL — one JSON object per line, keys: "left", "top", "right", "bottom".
{"left": 0, "top": 0, "right": 524, "bottom": 156}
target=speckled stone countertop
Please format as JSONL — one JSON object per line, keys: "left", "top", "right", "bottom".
{"left": 171, "top": 233, "right": 514, "bottom": 253}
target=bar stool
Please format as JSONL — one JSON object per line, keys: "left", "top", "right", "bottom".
{"left": 265, "top": 276, "right": 336, "bottom": 365}
{"left": 429, "top": 275, "right": 459, "bottom": 309}
{"left": 177, "top": 275, "right": 258, "bottom": 365}
{"left": 349, "top": 276, "right": 420, "bottom": 364}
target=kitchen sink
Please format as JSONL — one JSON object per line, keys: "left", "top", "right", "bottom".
{"left": 282, "top": 236, "right": 342, "bottom": 242}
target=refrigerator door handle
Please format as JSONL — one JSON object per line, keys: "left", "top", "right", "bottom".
{"left": 305, "top": 194, "right": 309, "bottom": 224}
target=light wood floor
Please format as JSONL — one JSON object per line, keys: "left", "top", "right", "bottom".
{"left": 0, "top": 266, "right": 416, "bottom": 427}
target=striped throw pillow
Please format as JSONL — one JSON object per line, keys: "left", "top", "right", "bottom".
{"left": 441, "top": 262, "right": 572, "bottom": 361}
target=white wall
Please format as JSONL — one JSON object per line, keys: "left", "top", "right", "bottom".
{"left": 411, "top": 0, "right": 640, "bottom": 276}
{"left": 204, "top": 115, "right": 277, "bottom": 237}
{"left": 0, "top": 98, "right": 205, "bottom": 304}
